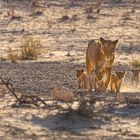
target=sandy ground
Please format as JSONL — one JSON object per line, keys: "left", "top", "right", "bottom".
{"left": 0, "top": 0, "right": 140, "bottom": 140}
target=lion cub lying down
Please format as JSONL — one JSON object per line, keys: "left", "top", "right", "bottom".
{"left": 76, "top": 69, "right": 88, "bottom": 89}
{"left": 110, "top": 71, "right": 125, "bottom": 92}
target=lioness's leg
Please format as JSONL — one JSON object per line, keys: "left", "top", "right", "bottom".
{"left": 86, "top": 56, "right": 93, "bottom": 74}
{"left": 105, "top": 68, "right": 111, "bottom": 89}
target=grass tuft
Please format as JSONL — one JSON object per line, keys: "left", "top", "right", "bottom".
{"left": 131, "top": 59, "right": 140, "bottom": 68}
{"left": 52, "top": 87, "right": 74, "bottom": 103}
{"left": 20, "top": 36, "right": 41, "bottom": 60}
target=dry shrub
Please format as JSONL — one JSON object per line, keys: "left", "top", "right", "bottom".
{"left": 7, "top": 48, "right": 19, "bottom": 63}
{"left": 52, "top": 87, "right": 74, "bottom": 103}
{"left": 78, "top": 97, "right": 95, "bottom": 117}
{"left": 20, "top": 36, "right": 41, "bottom": 60}
{"left": 131, "top": 59, "right": 140, "bottom": 68}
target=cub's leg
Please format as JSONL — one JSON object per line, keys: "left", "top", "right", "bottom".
{"left": 105, "top": 68, "right": 111, "bottom": 89}
{"left": 78, "top": 80, "right": 82, "bottom": 89}
{"left": 83, "top": 78, "right": 88, "bottom": 89}
{"left": 88, "top": 76, "right": 93, "bottom": 91}
{"left": 112, "top": 83, "right": 116, "bottom": 92}
{"left": 131, "top": 77, "right": 135, "bottom": 87}
{"left": 135, "top": 77, "right": 139, "bottom": 88}
{"left": 111, "top": 80, "right": 114, "bottom": 92}
{"left": 116, "top": 81, "right": 122, "bottom": 92}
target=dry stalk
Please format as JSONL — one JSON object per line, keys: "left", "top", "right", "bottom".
{"left": 0, "top": 77, "right": 47, "bottom": 107}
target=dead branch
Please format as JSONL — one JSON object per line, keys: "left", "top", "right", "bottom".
{"left": 0, "top": 77, "right": 47, "bottom": 107}
{"left": 1, "top": 78, "right": 19, "bottom": 101}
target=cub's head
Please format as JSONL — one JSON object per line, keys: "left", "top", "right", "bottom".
{"left": 76, "top": 69, "right": 84, "bottom": 78}
{"left": 115, "top": 71, "right": 125, "bottom": 79}
{"left": 100, "top": 37, "right": 118, "bottom": 61}
{"left": 91, "top": 69, "right": 103, "bottom": 80}
{"left": 132, "top": 69, "right": 140, "bottom": 77}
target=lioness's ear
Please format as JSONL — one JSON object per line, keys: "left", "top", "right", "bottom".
{"left": 100, "top": 37, "right": 106, "bottom": 44}
{"left": 113, "top": 39, "right": 118, "bottom": 45}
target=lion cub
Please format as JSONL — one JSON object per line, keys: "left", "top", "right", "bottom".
{"left": 131, "top": 69, "right": 139, "bottom": 88}
{"left": 76, "top": 69, "right": 88, "bottom": 89}
{"left": 88, "top": 70, "right": 105, "bottom": 92}
{"left": 110, "top": 71, "right": 125, "bottom": 92}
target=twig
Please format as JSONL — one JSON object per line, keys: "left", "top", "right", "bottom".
{"left": 0, "top": 77, "right": 47, "bottom": 107}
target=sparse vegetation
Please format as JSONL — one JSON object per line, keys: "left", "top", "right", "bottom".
{"left": 7, "top": 48, "right": 19, "bottom": 63}
{"left": 7, "top": 36, "right": 41, "bottom": 61}
{"left": 52, "top": 87, "right": 74, "bottom": 103}
{"left": 131, "top": 59, "right": 140, "bottom": 68}
{"left": 20, "top": 36, "right": 41, "bottom": 60}
{"left": 0, "top": 0, "right": 140, "bottom": 139}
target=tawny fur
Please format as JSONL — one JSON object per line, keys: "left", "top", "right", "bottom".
{"left": 88, "top": 70, "right": 106, "bottom": 92}
{"left": 131, "top": 69, "right": 139, "bottom": 88}
{"left": 86, "top": 37, "right": 118, "bottom": 88}
{"left": 76, "top": 69, "right": 88, "bottom": 89}
{"left": 110, "top": 71, "right": 125, "bottom": 92}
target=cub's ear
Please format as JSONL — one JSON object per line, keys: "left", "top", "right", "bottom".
{"left": 100, "top": 37, "right": 106, "bottom": 44}
{"left": 115, "top": 71, "right": 118, "bottom": 74}
{"left": 123, "top": 71, "right": 126, "bottom": 75}
{"left": 113, "top": 39, "right": 118, "bottom": 45}
{"left": 81, "top": 69, "right": 84, "bottom": 73}
{"left": 76, "top": 69, "right": 79, "bottom": 72}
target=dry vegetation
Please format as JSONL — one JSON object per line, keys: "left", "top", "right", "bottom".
{"left": 7, "top": 36, "right": 41, "bottom": 61}
{"left": 0, "top": 0, "right": 140, "bottom": 140}
{"left": 20, "top": 36, "right": 41, "bottom": 60}
{"left": 131, "top": 59, "right": 140, "bottom": 68}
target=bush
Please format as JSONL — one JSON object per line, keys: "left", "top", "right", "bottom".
{"left": 52, "top": 87, "right": 74, "bottom": 103}
{"left": 20, "top": 36, "right": 41, "bottom": 60}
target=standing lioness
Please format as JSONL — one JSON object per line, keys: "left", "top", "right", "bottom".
{"left": 86, "top": 37, "right": 118, "bottom": 88}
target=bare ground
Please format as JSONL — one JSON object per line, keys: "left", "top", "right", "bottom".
{"left": 0, "top": 0, "right": 140, "bottom": 140}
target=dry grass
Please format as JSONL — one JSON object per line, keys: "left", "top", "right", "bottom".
{"left": 131, "top": 59, "right": 140, "bottom": 68}
{"left": 20, "top": 36, "right": 41, "bottom": 60}
{"left": 52, "top": 87, "right": 74, "bottom": 103}
{"left": 7, "top": 48, "right": 19, "bottom": 63}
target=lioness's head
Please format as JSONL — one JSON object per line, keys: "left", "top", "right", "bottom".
{"left": 132, "top": 69, "right": 140, "bottom": 77}
{"left": 100, "top": 37, "right": 118, "bottom": 61}
{"left": 115, "top": 71, "right": 125, "bottom": 79}
{"left": 76, "top": 69, "right": 84, "bottom": 78}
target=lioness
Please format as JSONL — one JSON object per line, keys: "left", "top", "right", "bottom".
{"left": 131, "top": 69, "right": 139, "bottom": 88}
{"left": 86, "top": 37, "right": 118, "bottom": 88}
{"left": 110, "top": 71, "right": 125, "bottom": 92}
{"left": 88, "top": 69, "right": 105, "bottom": 92}
{"left": 76, "top": 69, "right": 88, "bottom": 89}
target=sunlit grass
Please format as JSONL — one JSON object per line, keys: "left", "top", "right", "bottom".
{"left": 130, "top": 59, "right": 140, "bottom": 68}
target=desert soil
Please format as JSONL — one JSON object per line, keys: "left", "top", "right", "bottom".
{"left": 0, "top": 0, "right": 140, "bottom": 140}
